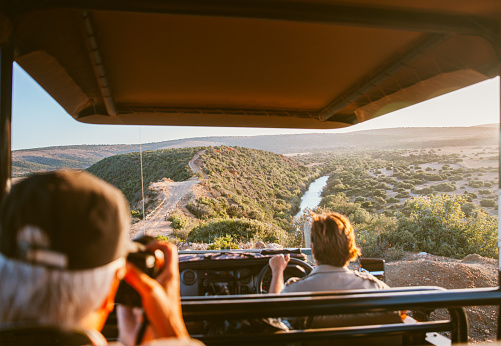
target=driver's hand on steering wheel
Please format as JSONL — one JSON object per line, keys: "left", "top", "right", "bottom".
{"left": 268, "top": 254, "right": 290, "bottom": 293}
{"left": 269, "top": 254, "right": 290, "bottom": 274}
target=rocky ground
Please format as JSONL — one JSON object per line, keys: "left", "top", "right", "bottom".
{"left": 384, "top": 252, "right": 498, "bottom": 343}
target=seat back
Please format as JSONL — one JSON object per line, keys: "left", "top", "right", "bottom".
{"left": 304, "top": 311, "right": 403, "bottom": 346}
{"left": 0, "top": 325, "right": 99, "bottom": 346}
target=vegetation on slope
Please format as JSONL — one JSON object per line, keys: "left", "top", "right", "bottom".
{"left": 87, "top": 147, "right": 201, "bottom": 205}
{"left": 186, "top": 146, "right": 317, "bottom": 245}
{"left": 305, "top": 149, "right": 498, "bottom": 259}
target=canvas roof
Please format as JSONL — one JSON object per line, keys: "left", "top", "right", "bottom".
{"left": 1, "top": 0, "right": 500, "bottom": 129}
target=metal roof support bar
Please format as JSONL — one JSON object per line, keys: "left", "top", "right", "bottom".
{"left": 81, "top": 11, "right": 117, "bottom": 116}
{"left": 20, "top": 1, "right": 493, "bottom": 38}
{"left": 0, "top": 40, "right": 13, "bottom": 201}
{"left": 497, "top": 63, "right": 501, "bottom": 341}
{"left": 318, "top": 34, "right": 444, "bottom": 122}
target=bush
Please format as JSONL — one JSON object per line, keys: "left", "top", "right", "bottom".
{"left": 131, "top": 210, "right": 143, "bottom": 220}
{"left": 448, "top": 175, "right": 463, "bottom": 181}
{"left": 480, "top": 199, "right": 496, "bottom": 208}
{"left": 187, "top": 218, "right": 289, "bottom": 244}
{"left": 171, "top": 227, "right": 190, "bottom": 240}
{"left": 414, "top": 187, "right": 433, "bottom": 195}
{"left": 461, "top": 203, "right": 477, "bottom": 217}
{"left": 372, "top": 189, "right": 387, "bottom": 198}
{"left": 208, "top": 235, "right": 239, "bottom": 249}
{"left": 396, "top": 195, "right": 497, "bottom": 258}
{"left": 426, "top": 174, "right": 443, "bottom": 181}
{"left": 156, "top": 235, "right": 183, "bottom": 244}
{"left": 468, "top": 180, "right": 484, "bottom": 188}
{"left": 168, "top": 213, "right": 188, "bottom": 230}
{"left": 433, "top": 183, "right": 456, "bottom": 192}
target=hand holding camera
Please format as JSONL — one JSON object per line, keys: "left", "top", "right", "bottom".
{"left": 116, "top": 237, "right": 189, "bottom": 343}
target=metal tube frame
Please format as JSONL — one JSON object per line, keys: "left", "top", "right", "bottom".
{"left": 6, "top": 0, "right": 495, "bottom": 38}
{"left": 0, "top": 40, "right": 13, "bottom": 202}
{"left": 1, "top": 0, "right": 501, "bottom": 342}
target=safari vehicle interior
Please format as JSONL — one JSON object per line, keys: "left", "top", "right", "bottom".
{"left": 1, "top": 0, "right": 501, "bottom": 345}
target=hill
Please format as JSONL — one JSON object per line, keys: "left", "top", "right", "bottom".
{"left": 12, "top": 124, "right": 498, "bottom": 176}
{"left": 88, "top": 146, "right": 316, "bottom": 243}
{"left": 87, "top": 147, "right": 202, "bottom": 209}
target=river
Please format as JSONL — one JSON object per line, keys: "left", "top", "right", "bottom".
{"left": 294, "top": 175, "right": 329, "bottom": 218}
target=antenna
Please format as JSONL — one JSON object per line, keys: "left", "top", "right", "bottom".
{"left": 139, "top": 127, "right": 146, "bottom": 236}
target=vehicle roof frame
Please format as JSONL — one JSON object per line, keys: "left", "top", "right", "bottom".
{"left": 0, "top": 1, "right": 500, "bottom": 342}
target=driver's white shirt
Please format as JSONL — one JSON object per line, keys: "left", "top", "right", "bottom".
{"left": 281, "top": 264, "right": 388, "bottom": 293}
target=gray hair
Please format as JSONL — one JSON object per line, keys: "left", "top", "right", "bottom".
{"left": 0, "top": 253, "right": 125, "bottom": 328}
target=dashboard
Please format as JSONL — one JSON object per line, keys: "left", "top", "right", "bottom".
{"left": 178, "top": 251, "right": 311, "bottom": 297}
{"left": 180, "top": 265, "right": 263, "bottom": 296}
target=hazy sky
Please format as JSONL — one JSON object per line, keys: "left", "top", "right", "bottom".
{"left": 12, "top": 64, "right": 499, "bottom": 151}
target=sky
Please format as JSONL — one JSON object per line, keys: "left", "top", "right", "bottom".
{"left": 12, "top": 64, "right": 499, "bottom": 151}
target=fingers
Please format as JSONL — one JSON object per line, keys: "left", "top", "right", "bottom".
{"left": 269, "top": 254, "right": 291, "bottom": 273}
{"left": 145, "top": 241, "right": 180, "bottom": 289}
{"left": 124, "top": 262, "right": 157, "bottom": 297}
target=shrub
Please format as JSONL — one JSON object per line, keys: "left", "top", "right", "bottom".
{"left": 373, "top": 196, "right": 386, "bottom": 208}
{"left": 468, "top": 180, "right": 483, "bottom": 188}
{"left": 426, "top": 174, "right": 443, "bottom": 181}
{"left": 171, "top": 227, "right": 191, "bottom": 240}
{"left": 372, "top": 189, "right": 387, "bottom": 198}
{"left": 448, "top": 175, "right": 463, "bottom": 181}
{"left": 433, "top": 183, "right": 456, "bottom": 192}
{"left": 461, "top": 203, "right": 477, "bottom": 217}
{"left": 414, "top": 187, "right": 433, "bottom": 195}
{"left": 208, "top": 235, "right": 239, "bottom": 250}
{"left": 480, "top": 199, "right": 496, "bottom": 208}
{"left": 131, "top": 210, "right": 143, "bottom": 220}
{"left": 396, "top": 195, "right": 497, "bottom": 258}
{"left": 478, "top": 189, "right": 491, "bottom": 195}
{"left": 395, "top": 192, "right": 410, "bottom": 198}
{"left": 168, "top": 213, "right": 188, "bottom": 230}
{"left": 187, "top": 218, "right": 288, "bottom": 244}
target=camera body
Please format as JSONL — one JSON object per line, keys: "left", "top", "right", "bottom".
{"left": 115, "top": 236, "right": 160, "bottom": 307}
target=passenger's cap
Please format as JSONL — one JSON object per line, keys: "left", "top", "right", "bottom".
{"left": 0, "top": 170, "right": 134, "bottom": 270}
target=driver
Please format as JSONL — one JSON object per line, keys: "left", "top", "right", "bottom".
{"left": 269, "top": 212, "right": 388, "bottom": 294}
{"left": 0, "top": 170, "right": 202, "bottom": 345}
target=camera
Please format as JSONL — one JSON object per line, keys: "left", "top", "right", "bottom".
{"left": 115, "top": 236, "right": 160, "bottom": 307}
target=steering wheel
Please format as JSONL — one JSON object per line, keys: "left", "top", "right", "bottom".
{"left": 257, "top": 257, "right": 314, "bottom": 294}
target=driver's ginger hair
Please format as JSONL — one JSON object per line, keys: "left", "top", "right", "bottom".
{"left": 310, "top": 212, "right": 361, "bottom": 267}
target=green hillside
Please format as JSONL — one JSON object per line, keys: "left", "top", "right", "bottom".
{"left": 87, "top": 147, "right": 201, "bottom": 205}
{"left": 187, "top": 146, "right": 317, "bottom": 234}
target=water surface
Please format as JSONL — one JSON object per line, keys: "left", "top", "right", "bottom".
{"left": 294, "top": 175, "right": 329, "bottom": 218}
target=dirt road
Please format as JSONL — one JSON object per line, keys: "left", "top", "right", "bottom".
{"left": 130, "top": 150, "right": 205, "bottom": 239}
{"left": 189, "top": 149, "right": 206, "bottom": 177}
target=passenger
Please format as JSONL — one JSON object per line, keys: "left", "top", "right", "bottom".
{"left": 269, "top": 211, "right": 387, "bottom": 293}
{"left": 0, "top": 170, "right": 202, "bottom": 345}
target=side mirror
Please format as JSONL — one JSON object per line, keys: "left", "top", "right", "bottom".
{"left": 359, "top": 258, "right": 385, "bottom": 282}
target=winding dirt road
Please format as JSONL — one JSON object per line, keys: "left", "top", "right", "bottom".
{"left": 129, "top": 150, "right": 205, "bottom": 239}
